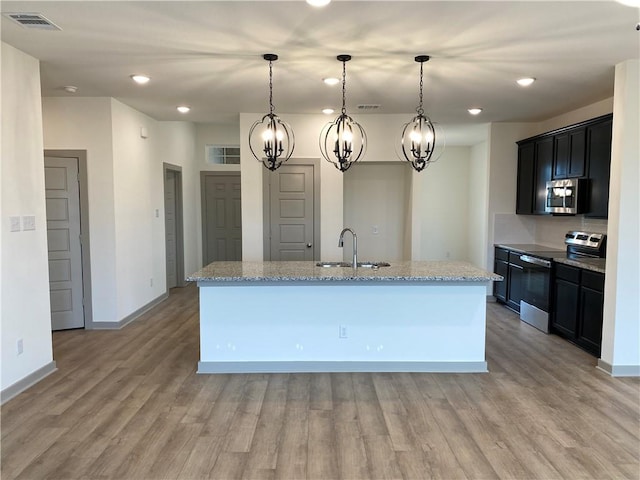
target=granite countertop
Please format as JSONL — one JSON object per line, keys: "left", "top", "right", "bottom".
{"left": 495, "top": 243, "right": 606, "bottom": 274}
{"left": 495, "top": 244, "right": 566, "bottom": 255}
{"left": 554, "top": 257, "right": 606, "bottom": 274}
{"left": 187, "top": 261, "right": 502, "bottom": 283}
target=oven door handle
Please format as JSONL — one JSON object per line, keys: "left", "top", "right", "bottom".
{"left": 519, "top": 255, "right": 551, "bottom": 268}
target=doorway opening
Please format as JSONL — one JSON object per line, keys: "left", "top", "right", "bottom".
{"left": 164, "top": 163, "right": 185, "bottom": 289}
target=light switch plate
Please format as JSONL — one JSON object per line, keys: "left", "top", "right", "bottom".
{"left": 10, "top": 216, "right": 21, "bottom": 232}
{"left": 22, "top": 215, "right": 36, "bottom": 231}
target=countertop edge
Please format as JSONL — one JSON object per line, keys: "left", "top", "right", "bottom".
{"left": 187, "top": 260, "right": 502, "bottom": 283}
{"left": 553, "top": 257, "right": 606, "bottom": 274}
{"left": 191, "top": 276, "right": 501, "bottom": 284}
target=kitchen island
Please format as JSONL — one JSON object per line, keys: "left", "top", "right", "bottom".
{"left": 187, "top": 261, "right": 501, "bottom": 374}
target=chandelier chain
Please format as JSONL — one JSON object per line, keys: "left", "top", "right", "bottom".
{"left": 417, "top": 60, "right": 424, "bottom": 116}
{"left": 341, "top": 60, "right": 347, "bottom": 114}
{"left": 268, "top": 60, "right": 274, "bottom": 115}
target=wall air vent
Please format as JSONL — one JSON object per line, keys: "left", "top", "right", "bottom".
{"left": 357, "top": 104, "right": 381, "bottom": 111}
{"left": 3, "top": 13, "right": 61, "bottom": 30}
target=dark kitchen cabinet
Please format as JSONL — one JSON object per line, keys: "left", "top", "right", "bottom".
{"left": 552, "top": 278, "right": 579, "bottom": 338}
{"left": 585, "top": 117, "right": 613, "bottom": 218}
{"left": 577, "top": 271, "right": 605, "bottom": 356}
{"left": 516, "top": 114, "right": 612, "bottom": 217}
{"left": 534, "top": 137, "right": 553, "bottom": 214}
{"left": 493, "top": 247, "right": 524, "bottom": 313}
{"left": 551, "top": 263, "right": 605, "bottom": 356}
{"left": 515, "top": 137, "right": 552, "bottom": 215}
{"left": 493, "top": 249, "right": 509, "bottom": 302}
{"left": 553, "top": 127, "right": 586, "bottom": 179}
{"left": 516, "top": 141, "right": 535, "bottom": 214}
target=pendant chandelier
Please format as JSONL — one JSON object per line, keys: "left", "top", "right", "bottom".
{"left": 249, "top": 54, "right": 295, "bottom": 171}
{"left": 400, "top": 55, "right": 444, "bottom": 172}
{"left": 319, "top": 54, "right": 367, "bottom": 172}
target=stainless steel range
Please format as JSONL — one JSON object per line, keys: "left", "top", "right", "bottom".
{"left": 564, "top": 231, "right": 607, "bottom": 258}
{"left": 519, "top": 231, "right": 607, "bottom": 333}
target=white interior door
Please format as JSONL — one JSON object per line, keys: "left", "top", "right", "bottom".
{"left": 45, "top": 156, "right": 84, "bottom": 330}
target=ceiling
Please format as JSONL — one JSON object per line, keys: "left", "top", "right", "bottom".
{"left": 2, "top": 1, "right": 639, "bottom": 129}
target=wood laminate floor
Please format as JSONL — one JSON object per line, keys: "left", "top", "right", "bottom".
{"left": 1, "top": 284, "right": 639, "bottom": 480}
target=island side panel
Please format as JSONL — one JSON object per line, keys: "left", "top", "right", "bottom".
{"left": 198, "top": 282, "right": 488, "bottom": 373}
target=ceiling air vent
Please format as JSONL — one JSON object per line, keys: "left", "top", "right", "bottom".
{"left": 357, "top": 104, "right": 381, "bottom": 111}
{"left": 3, "top": 13, "right": 61, "bottom": 30}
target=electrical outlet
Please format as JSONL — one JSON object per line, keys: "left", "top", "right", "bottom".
{"left": 150, "top": 278, "right": 154, "bottom": 287}
{"left": 339, "top": 325, "right": 348, "bottom": 338}
{"left": 17, "top": 338, "right": 23, "bottom": 355}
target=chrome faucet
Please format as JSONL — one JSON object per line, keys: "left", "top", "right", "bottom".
{"left": 338, "top": 227, "right": 358, "bottom": 268}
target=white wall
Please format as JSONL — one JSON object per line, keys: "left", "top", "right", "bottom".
{"left": 42, "top": 97, "right": 118, "bottom": 322}
{"left": 417, "top": 147, "right": 472, "bottom": 260}
{"left": 193, "top": 123, "right": 241, "bottom": 267}
{"left": 239, "top": 113, "right": 345, "bottom": 261}
{"left": 111, "top": 100, "right": 167, "bottom": 318}
{"left": 601, "top": 59, "right": 640, "bottom": 373}
{"left": 534, "top": 98, "right": 613, "bottom": 136}
{"left": 468, "top": 140, "right": 490, "bottom": 268}
{"left": 43, "top": 97, "right": 198, "bottom": 322}
{"left": 157, "top": 122, "right": 198, "bottom": 276}
{"left": 195, "top": 122, "right": 240, "bottom": 172}
{"left": 344, "top": 163, "right": 410, "bottom": 261}
{"left": 486, "top": 123, "right": 537, "bottom": 278}
{"left": 1, "top": 43, "right": 53, "bottom": 391}
{"left": 239, "top": 113, "right": 484, "bottom": 262}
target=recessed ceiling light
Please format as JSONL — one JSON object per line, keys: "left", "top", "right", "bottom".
{"left": 306, "top": 0, "right": 331, "bottom": 7}
{"left": 176, "top": 106, "right": 190, "bottom": 114}
{"left": 323, "top": 77, "right": 339, "bottom": 86}
{"left": 322, "top": 108, "right": 335, "bottom": 115}
{"left": 517, "top": 77, "right": 536, "bottom": 87}
{"left": 131, "top": 74, "right": 150, "bottom": 85}
{"left": 468, "top": 108, "right": 483, "bottom": 115}
{"left": 63, "top": 85, "right": 78, "bottom": 94}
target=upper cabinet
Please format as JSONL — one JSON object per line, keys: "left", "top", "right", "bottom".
{"left": 516, "top": 114, "right": 612, "bottom": 217}
{"left": 585, "top": 117, "right": 613, "bottom": 218}
{"left": 515, "top": 136, "right": 553, "bottom": 215}
{"left": 553, "top": 127, "right": 586, "bottom": 179}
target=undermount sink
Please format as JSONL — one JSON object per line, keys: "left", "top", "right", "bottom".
{"left": 315, "top": 261, "right": 391, "bottom": 269}
{"left": 357, "top": 261, "right": 391, "bottom": 268}
{"left": 316, "top": 261, "right": 351, "bottom": 268}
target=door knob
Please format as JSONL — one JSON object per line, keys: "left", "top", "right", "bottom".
{"left": 306, "top": 243, "right": 312, "bottom": 248}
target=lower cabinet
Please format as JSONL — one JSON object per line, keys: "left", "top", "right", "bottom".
{"left": 493, "top": 247, "right": 524, "bottom": 313}
{"left": 551, "top": 263, "right": 604, "bottom": 356}
{"left": 494, "top": 257, "right": 508, "bottom": 303}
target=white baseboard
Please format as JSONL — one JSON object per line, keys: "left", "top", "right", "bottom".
{"left": 1, "top": 361, "right": 57, "bottom": 405}
{"left": 597, "top": 359, "right": 640, "bottom": 377}
{"left": 91, "top": 292, "right": 169, "bottom": 329}
{"left": 197, "top": 361, "right": 489, "bottom": 374}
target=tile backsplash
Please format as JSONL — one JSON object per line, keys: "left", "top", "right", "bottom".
{"left": 493, "top": 213, "right": 607, "bottom": 250}
{"left": 534, "top": 216, "right": 608, "bottom": 249}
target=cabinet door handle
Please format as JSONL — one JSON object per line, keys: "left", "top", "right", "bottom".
{"left": 306, "top": 243, "right": 312, "bottom": 248}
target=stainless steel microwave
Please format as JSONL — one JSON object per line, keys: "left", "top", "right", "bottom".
{"left": 545, "top": 178, "right": 586, "bottom": 214}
